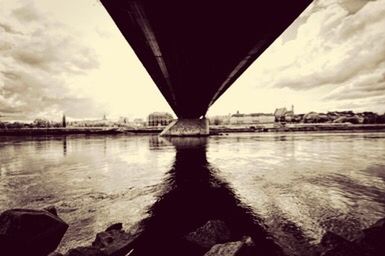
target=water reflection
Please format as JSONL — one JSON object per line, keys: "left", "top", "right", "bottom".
{"left": 63, "top": 136, "right": 67, "bottom": 156}
{"left": 129, "top": 137, "right": 282, "bottom": 256}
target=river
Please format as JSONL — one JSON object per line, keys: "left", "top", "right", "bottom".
{"left": 1, "top": 132, "right": 385, "bottom": 255}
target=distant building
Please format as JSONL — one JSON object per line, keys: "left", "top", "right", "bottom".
{"left": 274, "top": 107, "right": 287, "bottom": 122}
{"left": 69, "top": 119, "right": 112, "bottom": 127}
{"left": 229, "top": 111, "right": 274, "bottom": 125}
{"left": 118, "top": 116, "right": 129, "bottom": 124}
{"left": 133, "top": 118, "right": 145, "bottom": 127}
{"left": 274, "top": 105, "right": 294, "bottom": 122}
{"left": 148, "top": 112, "right": 173, "bottom": 126}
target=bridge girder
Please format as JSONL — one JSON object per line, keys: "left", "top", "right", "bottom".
{"left": 101, "top": 0, "right": 312, "bottom": 118}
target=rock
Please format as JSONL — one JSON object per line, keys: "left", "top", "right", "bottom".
{"left": 185, "top": 220, "right": 231, "bottom": 249}
{"left": 0, "top": 208, "right": 68, "bottom": 256}
{"left": 204, "top": 241, "right": 244, "bottom": 256}
{"left": 105, "top": 223, "right": 123, "bottom": 232}
{"left": 48, "top": 252, "right": 64, "bottom": 256}
{"left": 204, "top": 237, "right": 257, "bottom": 256}
{"left": 93, "top": 229, "right": 121, "bottom": 248}
{"left": 92, "top": 225, "right": 135, "bottom": 256}
{"left": 44, "top": 206, "right": 58, "bottom": 216}
{"left": 65, "top": 246, "right": 106, "bottom": 256}
{"left": 319, "top": 232, "right": 364, "bottom": 256}
{"left": 355, "top": 217, "right": 385, "bottom": 255}
{"left": 320, "top": 232, "right": 351, "bottom": 251}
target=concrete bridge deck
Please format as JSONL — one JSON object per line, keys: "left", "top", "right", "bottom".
{"left": 101, "top": 0, "right": 313, "bottom": 135}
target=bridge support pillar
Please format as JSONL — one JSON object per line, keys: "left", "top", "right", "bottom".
{"left": 160, "top": 118, "right": 209, "bottom": 137}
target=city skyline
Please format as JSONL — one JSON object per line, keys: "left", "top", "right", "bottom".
{"left": 1, "top": 0, "right": 385, "bottom": 121}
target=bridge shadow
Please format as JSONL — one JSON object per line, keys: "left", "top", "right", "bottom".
{"left": 129, "top": 137, "right": 283, "bottom": 256}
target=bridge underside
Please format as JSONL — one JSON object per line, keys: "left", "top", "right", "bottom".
{"left": 101, "top": 0, "right": 312, "bottom": 119}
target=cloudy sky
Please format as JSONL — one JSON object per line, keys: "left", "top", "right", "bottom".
{"left": 0, "top": 0, "right": 384, "bottom": 121}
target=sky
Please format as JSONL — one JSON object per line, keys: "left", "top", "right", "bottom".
{"left": 0, "top": 0, "right": 384, "bottom": 121}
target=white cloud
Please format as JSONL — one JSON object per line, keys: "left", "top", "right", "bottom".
{"left": 0, "top": 1, "right": 106, "bottom": 120}
{"left": 209, "top": 0, "right": 385, "bottom": 115}
{"left": 0, "top": 0, "right": 173, "bottom": 121}
{"left": 1, "top": 0, "right": 384, "bottom": 120}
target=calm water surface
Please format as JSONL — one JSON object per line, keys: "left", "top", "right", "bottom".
{"left": 1, "top": 132, "right": 385, "bottom": 254}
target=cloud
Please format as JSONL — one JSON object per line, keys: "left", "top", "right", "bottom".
{"left": 12, "top": 2, "right": 41, "bottom": 22}
{"left": 0, "top": 1, "right": 104, "bottom": 120}
{"left": 255, "top": 0, "right": 385, "bottom": 111}
{"left": 324, "top": 61, "right": 385, "bottom": 100}
{"left": 0, "top": 67, "right": 105, "bottom": 120}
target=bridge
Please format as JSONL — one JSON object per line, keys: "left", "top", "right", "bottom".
{"left": 101, "top": 0, "right": 312, "bottom": 135}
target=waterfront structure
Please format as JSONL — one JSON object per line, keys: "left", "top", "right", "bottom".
{"left": 229, "top": 111, "right": 274, "bottom": 125}
{"left": 274, "top": 108, "right": 288, "bottom": 122}
{"left": 133, "top": 118, "right": 145, "bottom": 127}
{"left": 148, "top": 112, "right": 173, "bottom": 127}
{"left": 274, "top": 105, "right": 295, "bottom": 122}
{"left": 101, "top": 0, "right": 312, "bottom": 135}
{"left": 69, "top": 119, "right": 113, "bottom": 127}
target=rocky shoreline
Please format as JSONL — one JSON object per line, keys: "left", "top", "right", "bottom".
{"left": 1, "top": 207, "right": 385, "bottom": 256}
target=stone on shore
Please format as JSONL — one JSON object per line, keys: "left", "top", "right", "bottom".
{"left": 319, "top": 231, "right": 365, "bottom": 256}
{"left": 44, "top": 205, "right": 59, "bottom": 216}
{"left": 65, "top": 246, "right": 106, "bottom": 256}
{"left": 0, "top": 208, "right": 68, "bottom": 256}
{"left": 204, "top": 236, "right": 256, "bottom": 256}
{"left": 185, "top": 220, "right": 231, "bottom": 249}
{"left": 354, "top": 217, "right": 385, "bottom": 255}
{"left": 317, "top": 218, "right": 385, "bottom": 256}
{"left": 92, "top": 223, "right": 135, "bottom": 256}
{"left": 48, "top": 252, "right": 64, "bottom": 256}
{"left": 105, "top": 223, "right": 123, "bottom": 232}
{"left": 204, "top": 241, "right": 244, "bottom": 256}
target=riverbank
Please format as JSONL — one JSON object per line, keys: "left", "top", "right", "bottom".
{"left": 210, "top": 123, "right": 385, "bottom": 134}
{"left": 1, "top": 124, "right": 385, "bottom": 136}
{"left": 0, "top": 127, "right": 163, "bottom": 136}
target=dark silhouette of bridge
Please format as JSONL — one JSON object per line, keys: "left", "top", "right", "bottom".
{"left": 101, "top": 0, "right": 312, "bottom": 135}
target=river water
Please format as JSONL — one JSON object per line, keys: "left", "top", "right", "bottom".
{"left": 1, "top": 132, "right": 385, "bottom": 255}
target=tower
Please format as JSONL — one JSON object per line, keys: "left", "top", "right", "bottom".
{"left": 62, "top": 114, "right": 66, "bottom": 128}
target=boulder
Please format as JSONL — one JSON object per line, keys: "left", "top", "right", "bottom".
{"left": 48, "top": 252, "right": 64, "bottom": 256}
{"left": 320, "top": 232, "right": 351, "bottom": 251}
{"left": 204, "top": 241, "right": 244, "bottom": 256}
{"left": 92, "top": 224, "right": 135, "bottom": 256}
{"left": 185, "top": 220, "right": 231, "bottom": 249}
{"left": 44, "top": 206, "right": 58, "bottom": 216}
{"left": 355, "top": 218, "right": 385, "bottom": 255}
{"left": 319, "top": 231, "right": 364, "bottom": 256}
{"left": 204, "top": 236, "right": 257, "bottom": 256}
{"left": 65, "top": 246, "right": 106, "bottom": 256}
{"left": 0, "top": 208, "right": 68, "bottom": 256}
{"left": 105, "top": 223, "right": 123, "bottom": 232}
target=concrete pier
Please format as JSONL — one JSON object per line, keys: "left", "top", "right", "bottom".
{"left": 160, "top": 119, "right": 209, "bottom": 137}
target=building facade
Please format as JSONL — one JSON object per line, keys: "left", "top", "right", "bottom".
{"left": 274, "top": 105, "right": 294, "bottom": 122}
{"left": 147, "top": 112, "right": 174, "bottom": 126}
{"left": 229, "top": 111, "right": 274, "bottom": 125}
